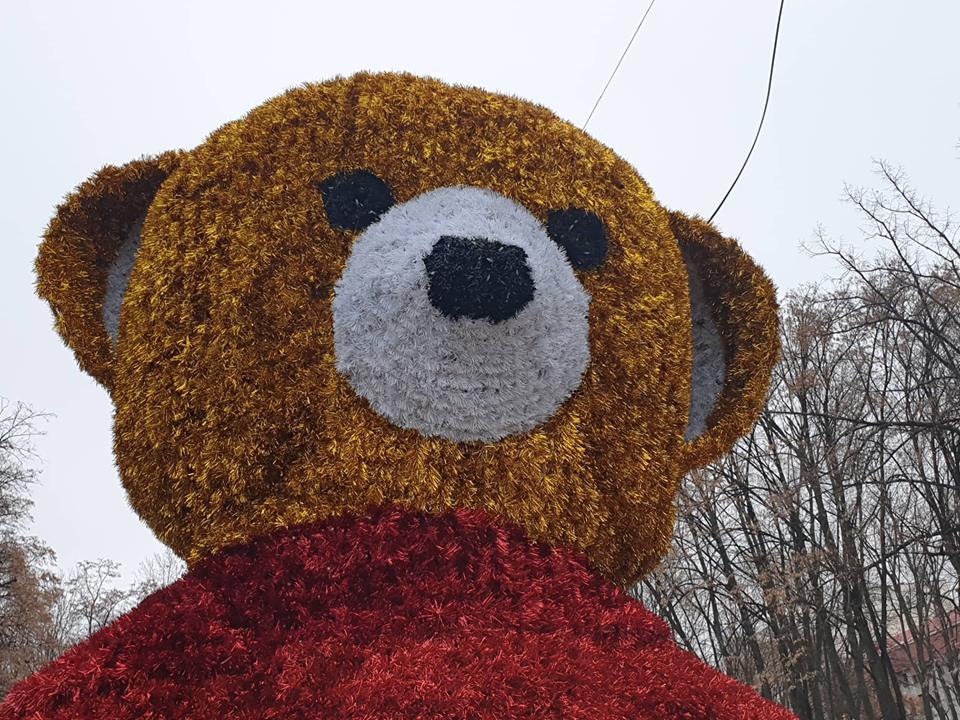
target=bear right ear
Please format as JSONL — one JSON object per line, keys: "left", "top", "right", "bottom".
{"left": 669, "top": 210, "right": 781, "bottom": 474}
{"left": 36, "top": 151, "right": 182, "bottom": 389}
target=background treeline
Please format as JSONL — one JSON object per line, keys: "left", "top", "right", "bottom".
{"left": 0, "top": 401, "right": 184, "bottom": 696}
{"left": 634, "top": 162, "right": 959, "bottom": 720}
{"left": 1, "top": 163, "right": 956, "bottom": 718}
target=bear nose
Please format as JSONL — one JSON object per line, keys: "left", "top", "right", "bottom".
{"left": 424, "top": 236, "right": 535, "bottom": 324}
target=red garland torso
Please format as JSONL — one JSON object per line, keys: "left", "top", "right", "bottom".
{"left": 1, "top": 506, "right": 796, "bottom": 719}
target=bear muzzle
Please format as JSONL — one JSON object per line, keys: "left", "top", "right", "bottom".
{"left": 332, "top": 186, "right": 591, "bottom": 443}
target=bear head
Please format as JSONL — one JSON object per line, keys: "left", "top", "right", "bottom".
{"left": 36, "top": 72, "right": 779, "bottom": 584}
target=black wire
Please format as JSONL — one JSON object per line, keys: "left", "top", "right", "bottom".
{"left": 582, "top": 0, "right": 657, "bottom": 130}
{"left": 708, "top": 0, "right": 786, "bottom": 223}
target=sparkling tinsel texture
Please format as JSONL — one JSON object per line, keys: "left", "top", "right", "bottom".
{"left": 0, "top": 507, "right": 795, "bottom": 719}
{"left": 35, "top": 73, "right": 779, "bottom": 587}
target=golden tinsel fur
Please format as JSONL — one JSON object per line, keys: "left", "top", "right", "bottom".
{"left": 35, "top": 73, "right": 779, "bottom": 585}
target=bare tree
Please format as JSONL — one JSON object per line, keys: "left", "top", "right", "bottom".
{"left": 0, "top": 399, "right": 45, "bottom": 561}
{"left": 0, "top": 400, "right": 189, "bottom": 701}
{"left": 132, "top": 549, "right": 186, "bottom": 601}
{"left": 0, "top": 399, "right": 59, "bottom": 696}
{"left": 635, "top": 162, "right": 958, "bottom": 720}
{"left": 53, "top": 559, "right": 137, "bottom": 641}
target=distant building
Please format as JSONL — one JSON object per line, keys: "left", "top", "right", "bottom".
{"left": 887, "top": 610, "right": 960, "bottom": 718}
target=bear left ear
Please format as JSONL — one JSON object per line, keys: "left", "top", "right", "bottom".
{"left": 669, "top": 211, "right": 781, "bottom": 474}
{"left": 36, "top": 151, "right": 183, "bottom": 390}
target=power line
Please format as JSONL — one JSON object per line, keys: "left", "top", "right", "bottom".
{"left": 707, "top": 0, "right": 786, "bottom": 223}
{"left": 582, "top": 0, "right": 657, "bottom": 130}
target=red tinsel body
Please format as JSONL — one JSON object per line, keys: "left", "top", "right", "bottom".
{"left": 1, "top": 507, "right": 795, "bottom": 719}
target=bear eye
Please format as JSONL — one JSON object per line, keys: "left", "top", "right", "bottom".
{"left": 317, "top": 169, "right": 394, "bottom": 231}
{"left": 546, "top": 208, "right": 609, "bottom": 270}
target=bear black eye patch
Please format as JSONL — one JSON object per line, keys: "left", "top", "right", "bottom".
{"left": 317, "top": 169, "right": 395, "bottom": 231}
{"left": 545, "top": 208, "right": 609, "bottom": 271}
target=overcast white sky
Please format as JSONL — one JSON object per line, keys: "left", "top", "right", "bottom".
{"left": 2, "top": 1, "right": 957, "bottom": 584}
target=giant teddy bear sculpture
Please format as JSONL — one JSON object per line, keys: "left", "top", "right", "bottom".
{"left": 2, "top": 73, "right": 794, "bottom": 718}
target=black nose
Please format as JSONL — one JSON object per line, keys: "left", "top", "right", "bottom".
{"left": 424, "top": 236, "right": 535, "bottom": 324}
